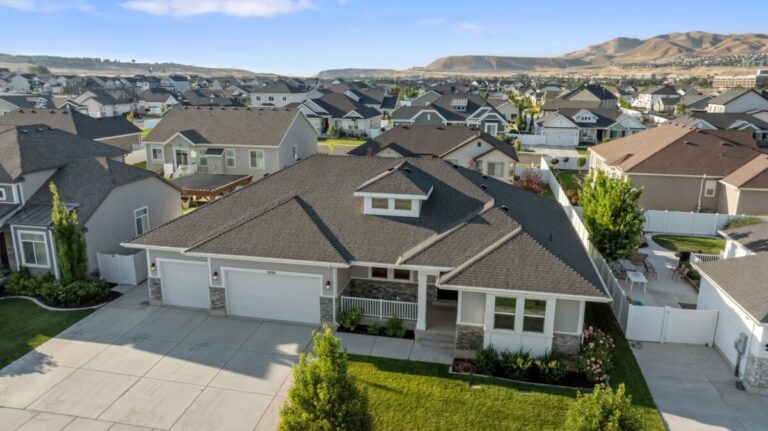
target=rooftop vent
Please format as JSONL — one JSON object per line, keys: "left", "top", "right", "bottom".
{"left": 30, "top": 109, "right": 36, "bottom": 113}
{"left": 482, "top": 175, "right": 489, "bottom": 180}
{"left": 245, "top": 107, "right": 251, "bottom": 110}
{"left": 480, "top": 184, "right": 487, "bottom": 190}
{"left": 20, "top": 128, "right": 28, "bottom": 134}
{"left": 208, "top": 107, "right": 213, "bottom": 110}
{"left": 49, "top": 110, "right": 55, "bottom": 113}
{"left": 36, "top": 127, "right": 44, "bottom": 132}
{"left": 720, "top": 141, "right": 734, "bottom": 147}
{"left": 500, "top": 205, "right": 509, "bottom": 212}
{"left": 387, "top": 167, "right": 395, "bottom": 171}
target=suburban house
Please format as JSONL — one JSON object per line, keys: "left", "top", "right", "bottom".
{"left": 672, "top": 112, "right": 768, "bottom": 142}
{"left": 391, "top": 92, "right": 508, "bottom": 136}
{"left": 249, "top": 80, "right": 311, "bottom": 107}
{"left": 487, "top": 96, "right": 519, "bottom": 122}
{"left": 0, "top": 95, "right": 55, "bottom": 116}
{"left": 0, "top": 125, "right": 180, "bottom": 277}
{"left": 160, "top": 75, "right": 191, "bottom": 93}
{"left": 706, "top": 88, "right": 768, "bottom": 113}
{"left": 590, "top": 124, "right": 768, "bottom": 215}
{"left": 536, "top": 108, "right": 646, "bottom": 146}
{"left": 124, "top": 155, "right": 608, "bottom": 359}
{"left": 541, "top": 85, "right": 618, "bottom": 112}
{"left": 300, "top": 92, "right": 382, "bottom": 137}
{"left": 138, "top": 88, "right": 179, "bottom": 115}
{"left": 349, "top": 125, "right": 519, "bottom": 179}
{"left": 181, "top": 89, "right": 241, "bottom": 107}
{"left": 67, "top": 89, "right": 138, "bottom": 118}
{"left": 633, "top": 85, "right": 679, "bottom": 110}
{"left": 143, "top": 106, "right": 317, "bottom": 179}
{"left": 0, "top": 109, "right": 143, "bottom": 158}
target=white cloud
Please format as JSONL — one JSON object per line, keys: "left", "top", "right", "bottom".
{"left": 120, "top": 0, "right": 314, "bottom": 17}
{"left": 458, "top": 22, "right": 485, "bottom": 37}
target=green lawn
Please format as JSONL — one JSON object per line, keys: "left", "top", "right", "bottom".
{"left": 585, "top": 304, "right": 665, "bottom": 430}
{"left": 320, "top": 138, "right": 367, "bottom": 147}
{"left": 556, "top": 171, "right": 581, "bottom": 192}
{"left": 575, "top": 146, "right": 591, "bottom": 156}
{"left": 652, "top": 234, "right": 725, "bottom": 255}
{"left": 132, "top": 161, "right": 147, "bottom": 170}
{"left": 0, "top": 299, "right": 92, "bottom": 368}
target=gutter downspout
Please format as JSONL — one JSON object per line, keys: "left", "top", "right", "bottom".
{"left": 696, "top": 174, "right": 707, "bottom": 212}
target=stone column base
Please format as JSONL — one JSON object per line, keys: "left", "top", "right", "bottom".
{"left": 148, "top": 278, "right": 162, "bottom": 306}
{"left": 209, "top": 286, "right": 226, "bottom": 316}
{"left": 743, "top": 354, "right": 768, "bottom": 394}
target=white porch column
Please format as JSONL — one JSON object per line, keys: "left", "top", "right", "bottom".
{"left": 416, "top": 273, "right": 428, "bottom": 331}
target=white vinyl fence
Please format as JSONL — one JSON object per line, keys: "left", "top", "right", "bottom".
{"left": 541, "top": 159, "right": 719, "bottom": 344}
{"left": 644, "top": 210, "right": 768, "bottom": 236}
{"left": 341, "top": 296, "right": 417, "bottom": 320}
{"left": 97, "top": 249, "right": 147, "bottom": 285}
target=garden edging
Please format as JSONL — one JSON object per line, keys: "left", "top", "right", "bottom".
{"left": 0, "top": 295, "right": 107, "bottom": 311}
{"left": 447, "top": 366, "right": 599, "bottom": 392}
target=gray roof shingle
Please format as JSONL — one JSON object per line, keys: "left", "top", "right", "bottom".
{"left": 698, "top": 254, "right": 768, "bottom": 323}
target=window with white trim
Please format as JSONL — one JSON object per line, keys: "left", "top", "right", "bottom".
{"left": 704, "top": 180, "right": 717, "bottom": 198}
{"left": 371, "top": 267, "right": 388, "bottom": 279}
{"left": 19, "top": 231, "right": 49, "bottom": 268}
{"left": 484, "top": 123, "right": 498, "bottom": 135}
{"left": 225, "top": 149, "right": 235, "bottom": 168}
{"left": 394, "top": 199, "right": 412, "bottom": 210}
{"left": 134, "top": 207, "right": 149, "bottom": 235}
{"left": 151, "top": 147, "right": 163, "bottom": 161}
{"left": 476, "top": 160, "right": 484, "bottom": 173}
{"left": 487, "top": 162, "right": 504, "bottom": 177}
{"left": 523, "top": 299, "right": 546, "bottom": 333}
{"left": 493, "top": 297, "right": 516, "bottom": 330}
{"left": 393, "top": 269, "right": 411, "bottom": 280}
{"left": 255, "top": 96, "right": 261, "bottom": 101}
{"left": 371, "top": 198, "right": 388, "bottom": 209}
{"left": 268, "top": 96, "right": 274, "bottom": 102}
{"left": 249, "top": 149, "right": 265, "bottom": 169}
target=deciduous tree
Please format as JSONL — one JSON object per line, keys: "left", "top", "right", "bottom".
{"left": 49, "top": 182, "right": 87, "bottom": 283}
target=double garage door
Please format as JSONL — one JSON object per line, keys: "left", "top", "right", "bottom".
{"left": 159, "top": 261, "right": 321, "bottom": 324}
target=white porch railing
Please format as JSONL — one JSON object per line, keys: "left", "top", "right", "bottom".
{"left": 691, "top": 253, "right": 721, "bottom": 264}
{"left": 341, "top": 296, "right": 417, "bottom": 320}
{"left": 163, "top": 163, "right": 198, "bottom": 178}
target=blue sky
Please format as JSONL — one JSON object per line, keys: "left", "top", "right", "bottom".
{"left": 0, "top": 0, "right": 766, "bottom": 76}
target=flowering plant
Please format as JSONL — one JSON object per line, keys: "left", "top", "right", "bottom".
{"left": 577, "top": 326, "right": 615, "bottom": 383}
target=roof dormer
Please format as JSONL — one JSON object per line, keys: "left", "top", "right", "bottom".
{"left": 353, "top": 161, "right": 434, "bottom": 218}
{"left": 572, "top": 109, "right": 597, "bottom": 124}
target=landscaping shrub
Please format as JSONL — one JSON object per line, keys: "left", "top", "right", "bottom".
{"left": 565, "top": 384, "right": 642, "bottom": 431}
{"left": 384, "top": 317, "right": 405, "bottom": 338}
{"left": 518, "top": 169, "right": 545, "bottom": 194}
{"left": 338, "top": 307, "right": 362, "bottom": 332}
{"left": 565, "top": 189, "right": 579, "bottom": 205}
{"left": 577, "top": 326, "right": 615, "bottom": 384}
{"left": 562, "top": 157, "right": 570, "bottom": 163}
{"left": 40, "top": 279, "right": 110, "bottom": 307}
{"left": 500, "top": 348, "right": 534, "bottom": 380}
{"left": 474, "top": 345, "right": 499, "bottom": 376}
{"left": 2, "top": 269, "right": 54, "bottom": 297}
{"left": 576, "top": 157, "right": 587, "bottom": 169}
{"left": 534, "top": 350, "right": 567, "bottom": 384}
{"left": 513, "top": 137, "right": 522, "bottom": 152}
{"left": 366, "top": 324, "right": 381, "bottom": 336}
{"left": 550, "top": 158, "right": 560, "bottom": 166}
{"left": 280, "top": 326, "right": 372, "bottom": 431}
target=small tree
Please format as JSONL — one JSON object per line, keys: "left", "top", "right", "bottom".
{"left": 517, "top": 169, "right": 545, "bottom": 195}
{"left": 50, "top": 182, "right": 88, "bottom": 283}
{"left": 513, "top": 137, "right": 522, "bottom": 152}
{"left": 579, "top": 171, "right": 644, "bottom": 261}
{"left": 674, "top": 102, "right": 687, "bottom": 116}
{"left": 565, "top": 384, "right": 642, "bottom": 431}
{"left": 576, "top": 157, "right": 587, "bottom": 169}
{"left": 126, "top": 111, "right": 135, "bottom": 123}
{"left": 279, "top": 326, "right": 372, "bottom": 431}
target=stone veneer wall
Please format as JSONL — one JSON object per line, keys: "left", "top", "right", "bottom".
{"left": 455, "top": 324, "right": 484, "bottom": 358}
{"left": 342, "top": 279, "right": 439, "bottom": 304}
{"left": 148, "top": 277, "right": 162, "bottom": 305}
{"left": 320, "top": 296, "right": 335, "bottom": 324}
{"left": 744, "top": 354, "right": 768, "bottom": 395}
{"left": 552, "top": 333, "right": 581, "bottom": 360}
{"left": 209, "top": 287, "right": 225, "bottom": 316}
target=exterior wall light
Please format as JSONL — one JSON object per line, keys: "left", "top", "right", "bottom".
{"left": 324, "top": 280, "right": 332, "bottom": 292}
{"left": 150, "top": 262, "right": 156, "bottom": 272}
{"left": 212, "top": 271, "right": 219, "bottom": 281}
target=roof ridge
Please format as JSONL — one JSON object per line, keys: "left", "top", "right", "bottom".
{"left": 439, "top": 226, "right": 522, "bottom": 284}
{"left": 292, "top": 196, "right": 350, "bottom": 263}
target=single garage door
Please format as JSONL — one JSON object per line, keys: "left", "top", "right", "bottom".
{"left": 225, "top": 270, "right": 321, "bottom": 324}
{"left": 160, "top": 260, "right": 210, "bottom": 309}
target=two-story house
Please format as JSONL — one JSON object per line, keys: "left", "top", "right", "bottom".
{"left": 633, "top": 85, "right": 680, "bottom": 110}
{"left": 706, "top": 88, "right": 768, "bottom": 113}
{"left": 249, "top": 80, "right": 311, "bottom": 107}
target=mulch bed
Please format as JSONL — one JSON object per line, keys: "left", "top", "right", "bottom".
{"left": 452, "top": 358, "right": 593, "bottom": 389}
{"left": 0, "top": 289, "right": 122, "bottom": 309}
{"left": 336, "top": 323, "right": 415, "bottom": 340}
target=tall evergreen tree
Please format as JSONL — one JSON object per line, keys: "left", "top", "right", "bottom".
{"left": 50, "top": 182, "right": 88, "bottom": 283}
{"left": 579, "top": 171, "right": 644, "bottom": 261}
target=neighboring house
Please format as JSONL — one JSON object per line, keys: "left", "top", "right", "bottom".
{"left": 0, "top": 95, "right": 55, "bottom": 115}
{"left": 652, "top": 95, "right": 681, "bottom": 113}
{"left": 720, "top": 221, "right": 768, "bottom": 259}
{"left": 633, "top": 85, "right": 679, "bottom": 110}
{"left": 69, "top": 89, "right": 138, "bottom": 118}
{"left": 4, "top": 73, "right": 32, "bottom": 93}
{"left": 301, "top": 93, "right": 382, "bottom": 137}
{"left": 0, "top": 125, "right": 180, "bottom": 276}
{"left": 706, "top": 88, "right": 768, "bottom": 113}
{"left": 391, "top": 92, "right": 508, "bottom": 135}
{"left": 542, "top": 85, "right": 618, "bottom": 112}
{"left": 590, "top": 124, "right": 768, "bottom": 215}
{"left": 680, "top": 94, "right": 715, "bottom": 113}
{"left": 672, "top": 112, "right": 768, "bottom": 141}
{"left": 0, "top": 108, "right": 143, "bottom": 157}
{"left": 138, "top": 88, "right": 179, "bottom": 115}
{"left": 181, "top": 89, "right": 241, "bottom": 107}
{"left": 349, "top": 125, "right": 519, "bottom": 179}
{"left": 536, "top": 108, "right": 646, "bottom": 146}
{"left": 487, "top": 96, "right": 519, "bottom": 122}
{"left": 249, "top": 80, "right": 311, "bottom": 107}
{"left": 144, "top": 106, "right": 317, "bottom": 177}
{"left": 160, "top": 75, "right": 191, "bottom": 93}
{"left": 695, "top": 253, "right": 768, "bottom": 393}
{"left": 124, "top": 155, "right": 608, "bottom": 359}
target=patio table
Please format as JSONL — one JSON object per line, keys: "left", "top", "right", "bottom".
{"left": 619, "top": 259, "right": 638, "bottom": 272}
{"left": 627, "top": 271, "right": 648, "bottom": 296}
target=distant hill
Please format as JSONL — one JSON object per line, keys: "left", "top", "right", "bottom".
{"left": 424, "top": 55, "right": 588, "bottom": 71}
{"left": 317, "top": 68, "right": 401, "bottom": 79}
{"left": 0, "top": 53, "right": 264, "bottom": 77}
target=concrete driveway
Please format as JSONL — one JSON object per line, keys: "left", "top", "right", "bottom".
{"left": 0, "top": 286, "right": 317, "bottom": 431}
{"left": 633, "top": 342, "right": 768, "bottom": 431}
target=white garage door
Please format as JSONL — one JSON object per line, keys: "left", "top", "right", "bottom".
{"left": 225, "top": 270, "right": 321, "bottom": 324}
{"left": 160, "top": 260, "right": 210, "bottom": 309}
{"left": 543, "top": 129, "right": 578, "bottom": 146}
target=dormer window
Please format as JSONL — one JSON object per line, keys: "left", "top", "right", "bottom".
{"left": 372, "top": 198, "right": 388, "bottom": 209}
{"left": 354, "top": 161, "right": 434, "bottom": 218}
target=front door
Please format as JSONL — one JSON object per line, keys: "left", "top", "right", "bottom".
{"left": 175, "top": 149, "right": 189, "bottom": 167}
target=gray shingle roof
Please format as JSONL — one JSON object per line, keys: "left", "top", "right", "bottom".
{"left": 709, "top": 88, "right": 764, "bottom": 106}
{"left": 356, "top": 161, "right": 433, "bottom": 196}
{"left": 308, "top": 93, "right": 380, "bottom": 119}
{"left": 0, "top": 95, "right": 55, "bottom": 109}
{"left": 721, "top": 222, "right": 768, "bottom": 254}
{"left": 0, "top": 109, "right": 140, "bottom": 142}
{"left": 698, "top": 254, "right": 768, "bottom": 323}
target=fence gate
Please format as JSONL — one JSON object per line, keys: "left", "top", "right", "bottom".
{"left": 626, "top": 305, "right": 717, "bottom": 345}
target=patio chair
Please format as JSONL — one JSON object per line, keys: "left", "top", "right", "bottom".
{"left": 629, "top": 251, "right": 648, "bottom": 265}
{"left": 643, "top": 260, "right": 657, "bottom": 280}
{"left": 674, "top": 266, "right": 689, "bottom": 281}
{"left": 609, "top": 261, "right": 627, "bottom": 280}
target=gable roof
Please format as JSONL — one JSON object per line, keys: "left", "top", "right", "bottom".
{"left": 0, "top": 109, "right": 140, "bottom": 142}
{"left": 145, "top": 106, "right": 309, "bottom": 146}
{"left": 0, "top": 95, "right": 55, "bottom": 110}
{"left": 681, "top": 112, "right": 768, "bottom": 130}
{"left": 721, "top": 155, "right": 768, "bottom": 189}
{"left": 697, "top": 254, "right": 768, "bottom": 323}
{"left": 0, "top": 125, "right": 126, "bottom": 183}
{"left": 721, "top": 222, "right": 768, "bottom": 254}
{"left": 356, "top": 161, "right": 434, "bottom": 196}
{"left": 251, "top": 80, "right": 308, "bottom": 94}
{"left": 392, "top": 92, "right": 503, "bottom": 123}
{"left": 559, "top": 85, "right": 617, "bottom": 101}
{"left": 709, "top": 88, "right": 766, "bottom": 106}
{"left": 308, "top": 93, "right": 380, "bottom": 119}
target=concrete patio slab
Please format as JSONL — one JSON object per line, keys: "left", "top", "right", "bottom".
{"left": 240, "top": 322, "right": 315, "bottom": 356}
{"left": 336, "top": 332, "right": 376, "bottom": 355}
{"left": 16, "top": 412, "right": 74, "bottom": 431}
{"left": 0, "top": 407, "right": 37, "bottom": 430}
{"left": 82, "top": 337, "right": 175, "bottom": 377}
{"left": 209, "top": 351, "right": 294, "bottom": 395}
{"left": 61, "top": 417, "right": 114, "bottom": 431}
{"left": 99, "top": 379, "right": 203, "bottom": 430}
{"left": 145, "top": 344, "right": 236, "bottom": 386}
{"left": 104, "top": 284, "right": 150, "bottom": 309}
{"left": 30, "top": 335, "right": 114, "bottom": 369}
{"left": 371, "top": 337, "right": 413, "bottom": 360}
{"left": 179, "top": 317, "right": 260, "bottom": 350}
{"left": 59, "top": 306, "right": 158, "bottom": 339}
{"left": 28, "top": 369, "right": 138, "bottom": 419}
{"left": 409, "top": 342, "right": 454, "bottom": 364}
{"left": 253, "top": 396, "right": 286, "bottom": 431}
{"left": 0, "top": 365, "right": 76, "bottom": 409}
{"left": 171, "top": 387, "right": 272, "bottom": 431}
{"left": 122, "top": 307, "right": 207, "bottom": 343}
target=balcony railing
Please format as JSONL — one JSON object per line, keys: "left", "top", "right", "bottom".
{"left": 691, "top": 253, "right": 722, "bottom": 264}
{"left": 341, "top": 296, "right": 417, "bottom": 321}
